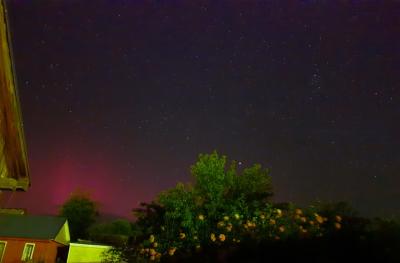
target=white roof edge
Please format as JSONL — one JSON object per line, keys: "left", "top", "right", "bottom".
{"left": 69, "top": 242, "right": 113, "bottom": 249}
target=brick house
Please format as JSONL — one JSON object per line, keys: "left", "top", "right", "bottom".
{"left": 0, "top": 214, "right": 70, "bottom": 263}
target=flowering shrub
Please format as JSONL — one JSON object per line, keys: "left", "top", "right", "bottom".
{"left": 124, "top": 206, "right": 343, "bottom": 262}
{"left": 105, "top": 152, "right": 343, "bottom": 262}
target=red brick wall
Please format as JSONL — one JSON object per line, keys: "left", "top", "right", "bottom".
{"left": 0, "top": 237, "right": 61, "bottom": 263}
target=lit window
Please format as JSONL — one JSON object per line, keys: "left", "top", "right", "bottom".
{"left": 21, "top": 243, "right": 35, "bottom": 261}
{"left": 0, "top": 241, "right": 6, "bottom": 263}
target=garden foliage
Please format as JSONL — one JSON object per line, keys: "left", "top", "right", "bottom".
{"left": 108, "top": 152, "right": 344, "bottom": 262}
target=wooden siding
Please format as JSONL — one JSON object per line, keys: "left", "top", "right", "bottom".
{"left": 0, "top": 0, "right": 30, "bottom": 191}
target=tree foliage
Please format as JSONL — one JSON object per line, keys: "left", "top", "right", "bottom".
{"left": 102, "top": 152, "right": 400, "bottom": 263}
{"left": 110, "top": 152, "right": 277, "bottom": 262}
{"left": 155, "top": 151, "right": 273, "bottom": 236}
{"left": 59, "top": 190, "right": 99, "bottom": 241}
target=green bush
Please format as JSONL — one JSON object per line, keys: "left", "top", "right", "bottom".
{"left": 106, "top": 152, "right": 344, "bottom": 262}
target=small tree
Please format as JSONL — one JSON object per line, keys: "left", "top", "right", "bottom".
{"left": 123, "top": 151, "right": 275, "bottom": 260}
{"left": 59, "top": 190, "right": 99, "bottom": 241}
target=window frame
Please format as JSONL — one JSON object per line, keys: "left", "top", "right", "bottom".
{"left": 0, "top": 241, "right": 7, "bottom": 263}
{"left": 21, "top": 242, "right": 35, "bottom": 262}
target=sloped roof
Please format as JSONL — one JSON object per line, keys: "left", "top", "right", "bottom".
{"left": 0, "top": 0, "right": 30, "bottom": 191}
{"left": 0, "top": 214, "right": 67, "bottom": 240}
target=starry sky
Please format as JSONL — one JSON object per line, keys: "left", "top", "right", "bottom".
{"left": 4, "top": 0, "right": 400, "bottom": 218}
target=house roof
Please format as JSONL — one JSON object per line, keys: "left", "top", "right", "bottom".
{"left": 0, "top": 0, "right": 30, "bottom": 191}
{"left": 0, "top": 214, "right": 67, "bottom": 240}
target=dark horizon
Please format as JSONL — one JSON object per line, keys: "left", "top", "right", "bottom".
{"left": 4, "top": 0, "right": 400, "bottom": 218}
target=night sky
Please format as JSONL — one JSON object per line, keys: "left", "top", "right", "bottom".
{"left": 5, "top": 0, "right": 400, "bottom": 218}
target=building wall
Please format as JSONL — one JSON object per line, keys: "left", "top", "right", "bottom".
{"left": 0, "top": 237, "right": 61, "bottom": 263}
{"left": 67, "top": 243, "right": 112, "bottom": 263}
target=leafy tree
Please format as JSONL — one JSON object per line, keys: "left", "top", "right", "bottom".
{"left": 156, "top": 152, "right": 272, "bottom": 233}
{"left": 229, "top": 163, "right": 272, "bottom": 209}
{"left": 115, "top": 151, "right": 275, "bottom": 261}
{"left": 132, "top": 201, "right": 166, "bottom": 237}
{"left": 59, "top": 190, "right": 99, "bottom": 241}
{"left": 191, "top": 152, "right": 232, "bottom": 203}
